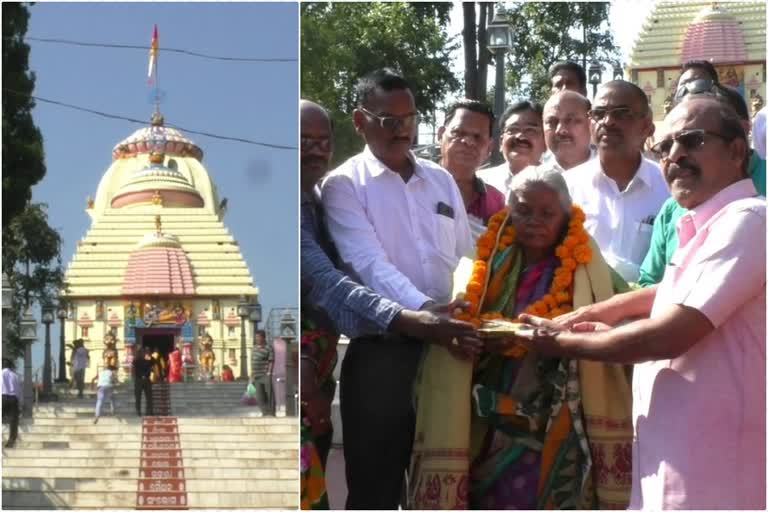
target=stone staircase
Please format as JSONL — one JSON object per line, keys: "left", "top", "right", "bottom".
{"left": 2, "top": 381, "right": 298, "bottom": 509}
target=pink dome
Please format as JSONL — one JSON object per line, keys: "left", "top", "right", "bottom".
{"left": 681, "top": 6, "right": 747, "bottom": 64}
{"left": 123, "top": 246, "right": 195, "bottom": 296}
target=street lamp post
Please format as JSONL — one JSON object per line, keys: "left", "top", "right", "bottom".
{"left": 1, "top": 273, "right": 12, "bottom": 354}
{"left": 237, "top": 296, "right": 250, "bottom": 380}
{"left": 613, "top": 62, "right": 624, "bottom": 81}
{"left": 249, "top": 299, "right": 262, "bottom": 344}
{"left": 589, "top": 60, "right": 603, "bottom": 100}
{"left": 56, "top": 302, "right": 68, "bottom": 383}
{"left": 41, "top": 303, "right": 54, "bottom": 398}
{"left": 487, "top": 9, "right": 512, "bottom": 165}
{"left": 19, "top": 307, "right": 37, "bottom": 417}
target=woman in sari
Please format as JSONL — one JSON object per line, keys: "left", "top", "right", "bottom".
{"left": 300, "top": 320, "right": 337, "bottom": 510}
{"left": 410, "top": 164, "right": 633, "bottom": 509}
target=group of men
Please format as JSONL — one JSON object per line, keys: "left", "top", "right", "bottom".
{"left": 301, "top": 60, "right": 765, "bottom": 510}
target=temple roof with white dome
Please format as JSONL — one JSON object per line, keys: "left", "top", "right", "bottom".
{"left": 64, "top": 112, "right": 257, "bottom": 299}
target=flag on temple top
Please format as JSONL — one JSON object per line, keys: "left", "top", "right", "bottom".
{"left": 148, "top": 24, "right": 158, "bottom": 85}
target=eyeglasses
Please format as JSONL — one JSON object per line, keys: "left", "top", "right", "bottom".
{"left": 587, "top": 106, "right": 647, "bottom": 122}
{"left": 673, "top": 78, "right": 716, "bottom": 102}
{"left": 300, "top": 136, "right": 332, "bottom": 152}
{"left": 650, "top": 129, "right": 733, "bottom": 160}
{"left": 503, "top": 125, "right": 541, "bottom": 137}
{"left": 359, "top": 107, "right": 420, "bottom": 131}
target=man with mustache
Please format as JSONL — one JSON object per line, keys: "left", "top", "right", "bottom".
{"left": 548, "top": 60, "right": 588, "bottom": 96}
{"left": 564, "top": 80, "right": 669, "bottom": 283}
{"left": 519, "top": 95, "right": 766, "bottom": 510}
{"left": 301, "top": 99, "right": 480, "bottom": 466}
{"left": 320, "top": 69, "right": 476, "bottom": 509}
{"left": 541, "top": 90, "right": 595, "bottom": 172}
{"left": 477, "top": 101, "right": 546, "bottom": 201}
{"left": 438, "top": 99, "right": 504, "bottom": 240}
{"left": 638, "top": 83, "right": 766, "bottom": 286}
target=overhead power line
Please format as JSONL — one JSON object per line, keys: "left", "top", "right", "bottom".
{"left": 8, "top": 36, "right": 297, "bottom": 62}
{"left": 3, "top": 88, "right": 297, "bottom": 151}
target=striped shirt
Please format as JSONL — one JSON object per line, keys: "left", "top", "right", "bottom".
{"left": 301, "top": 190, "right": 403, "bottom": 338}
{"left": 251, "top": 344, "right": 274, "bottom": 378}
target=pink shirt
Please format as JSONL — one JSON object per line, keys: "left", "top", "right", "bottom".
{"left": 630, "top": 180, "right": 766, "bottom": 510}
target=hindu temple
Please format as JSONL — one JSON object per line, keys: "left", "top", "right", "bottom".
{"left": 60, "top": 111, "right": 259, "bottom": 381}
{"left": 627, "top": 1, "right": 766, "bottom": 121}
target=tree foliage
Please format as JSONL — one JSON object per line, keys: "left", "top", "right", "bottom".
{"left": 2, "top": 204, "right": 66, "bottom": 359}
{"left": 502, "top": 2, "right": 620, "bottom": 103}
{"left": 301, "top": 2, "right": 459, "bottom": 165}
{"left": 2, "top": 3, "right": 46, "bottom": 228}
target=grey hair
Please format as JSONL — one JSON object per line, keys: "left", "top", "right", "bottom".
{"left": 508, "top": 163, "right": 572, "bottom": 213}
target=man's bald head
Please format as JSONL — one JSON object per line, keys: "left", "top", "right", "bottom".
{"left": 301, "top": 99, "right": 331, "bottom": 123}
{"left": 544, "top": 90, "right": 590, "bottom": 113}
{"left": 300, "top": 99, "right": 334, "bottom": 194}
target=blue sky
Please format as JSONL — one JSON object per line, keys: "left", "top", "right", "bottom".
{"left": 23, "top": 2, "right": 298, "bottom": 373}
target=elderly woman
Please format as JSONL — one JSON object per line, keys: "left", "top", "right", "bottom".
{"left": 409, "top": 164, "right": 633, "bottom": 510}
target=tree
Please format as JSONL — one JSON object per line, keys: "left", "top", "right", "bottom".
{"left": 2, "top": 204, "right": 65, "bottom": 359}
{"left": 501, "top": 2, "right": 620, "bottom": 103}
{"left": 2, "top": 4, "right": 64, "bottom": 359}
{"left": 301, "top": 2, "right": 459, "bottom": 165}
{"left": 2, "top": 3, "right": 47, "bottom": 228}
{"left": 462, "top": 2, "right": 493, "bottom": 101}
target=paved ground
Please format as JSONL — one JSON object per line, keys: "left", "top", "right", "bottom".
{"left": 325, "top": 446, "right": 347, "bottom": 510}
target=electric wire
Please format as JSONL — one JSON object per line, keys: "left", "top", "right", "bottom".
{"left": 5, "top": 36, "right": 297, "bottom": 62}
{"left": 3, "top": 88, "right": 297, "bottom": 150}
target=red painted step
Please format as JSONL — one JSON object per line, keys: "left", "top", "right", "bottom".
{"left": 136, "top": 415, "right": 188, "bottom": 509}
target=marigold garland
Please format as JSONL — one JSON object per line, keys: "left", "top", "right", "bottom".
{"left": 453, "top": 205, "right": 593, "bottom": 358}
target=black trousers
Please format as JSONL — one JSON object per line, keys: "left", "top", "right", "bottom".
{"left": 2, "top": 395, "right": 20, "bottom": 445}
{"left": 340, "top": 335, "right": 423, "bottom": 510}
{"left": 134, "top": 377, "right": 153, "bottom": 416}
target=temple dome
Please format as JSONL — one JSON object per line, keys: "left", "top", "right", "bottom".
{"left": 112, "top": 113, "right": 204, "bottom": 162}
{"left": 110, "top": 151, "right": 204, "bottom": 208}
{"left": 681, "top": 4, "right": 748, "bottom": 64}
{"left": 122, "top": 231, "right": 195, "bottom": 296}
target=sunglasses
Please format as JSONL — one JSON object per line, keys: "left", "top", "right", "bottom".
{"left": 673, "top": 79, "right": 716, "bottom": 102}
{"left": 587, "top": 106, "right": 646, "bottom": 122}
{"left": 359, "top": 107, "right": 420, "bottom": 131}
{"left": 301, "top": 136, "right": 332, "bottom": 152}
{"left": 650, "top": 129, "right": 732, "bottom": 160}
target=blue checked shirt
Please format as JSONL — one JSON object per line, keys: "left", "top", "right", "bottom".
{"left": 301, "top": 190, "right": 403, "bottom": 338}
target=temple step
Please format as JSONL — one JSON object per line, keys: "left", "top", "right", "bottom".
{"left": 2, "top": 393, "right": 297, "bottom": 509}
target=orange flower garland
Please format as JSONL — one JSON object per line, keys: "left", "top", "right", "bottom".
{"left": 453, "top": 205, "right": 593, "bottom": 356}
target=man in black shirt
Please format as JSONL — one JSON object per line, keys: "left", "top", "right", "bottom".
{"left": 133, "top": 347, "right": 154, "bottom": 416}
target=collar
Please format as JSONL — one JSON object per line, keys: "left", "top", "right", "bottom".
{"left": 591, "top": 153, "right": 651, "bottom": 189}
{"left": 363, "top": 145, "right": 421, "bottom": 179}
{"left": 685, "top": 178, "right": 758, "bottom": 234}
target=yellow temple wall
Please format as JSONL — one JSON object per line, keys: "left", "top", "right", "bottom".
{"left": 65, "top": 297, "right": 256, "bottom": 381}
{"left": 634, "top": 63, "right": 766, "bottom": 122}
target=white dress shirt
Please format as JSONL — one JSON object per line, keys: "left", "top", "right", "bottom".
{"left": 540, "top": 146, "right": 597, "bottom": 173}
{"left": 321, "top": 146, "right": 472, "bottom": 310}
{"left": 2, "top": 368, "right": 22, "bottom": 402}
{"left": 564, "top": 154, "right": 669, "bottom": 282}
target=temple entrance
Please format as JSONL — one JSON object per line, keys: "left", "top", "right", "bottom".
{"left": 140, "top": 333, "right": 175, "bottom": 358}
